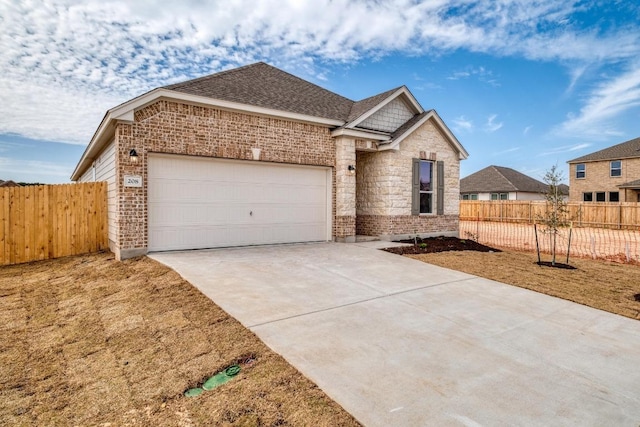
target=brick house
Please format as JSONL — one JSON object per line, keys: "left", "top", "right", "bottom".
{"left": 567, "top": 137, "right": 640, "bottom": 203}
{"left": 71, "top": 62, "right": 468, "bottom": 260}
{"left": 460, "top": 165, "right": 569, "bottom": 201}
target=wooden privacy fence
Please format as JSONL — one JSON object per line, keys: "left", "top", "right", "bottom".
{"left": 460, "top": 200, "right": 640, "bottom": 230}
{"left": 1, "top": 182, "right": 108, "bottom": 266}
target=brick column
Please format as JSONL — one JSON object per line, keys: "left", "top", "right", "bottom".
{"left": 115, "top": 123, "right": 147, "bottom": 260}
{"left": 334, "top": 136, "right": 356, "bottom": 241}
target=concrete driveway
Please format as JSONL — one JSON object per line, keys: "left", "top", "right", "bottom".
{"left": 150, "top": 242, "right": 640, "bottom": 426}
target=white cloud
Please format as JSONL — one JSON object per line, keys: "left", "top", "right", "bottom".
{"left": 493, "top": 147, "right": 520, "bottom": 155}
{"left": 0, "top": 0, "right": 639, "bottom": 144}
{"left": 565, "top": 64, "right": 588, "bottom": 95}
{"left": 484, "top": 114, "right": 503, "bottom": 132}
{"left": 447, "top": 71, "right": 472, "bottom": 80}
{"left": 452, "top": 116, "right": 474, "bottom": 132}
{"left": 538, "top": 143, "right": 591, "bottom": 156}
{"left": 523, "top": 126, "right": 532, "bottom": 135}
{"left": 555, "top": 64, "right": 640, "bottom": 139}
{"left": 446, "top": 66, "right": 500, "bottom": 86}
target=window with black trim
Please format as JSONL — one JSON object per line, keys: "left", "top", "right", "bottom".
{"left": 609, "top": 192, "right": 619, "bottom": 202}
{"left": 610, "top": 160, "right": 621, "bottom": 177}
{"left": 583, "top": 192, "right": 593, "bottom": 202}
{"left": 596, "top": 192, "right": 606, "bottom": 202}
{"left": 576, "top": 163, "right": 585, "bottom": 179}
{"left": 419, "top": 160, "right": 433, "bottom": 214}
{"left": 491, "top": 193, "right": 508, "bottom": 200}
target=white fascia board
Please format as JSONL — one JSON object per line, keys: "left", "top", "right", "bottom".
{"left": 379, "top": 111, "right": 470, "bottom": 160}
{"left": 70, "top": 113, "right": 116, "bottom": 181}
{"left": 401, "top": 87, "right": 425, "bottom": 113}
{"left": 346, "top": 86, "right": 423, "bottom": 129}
{"left": 330, "top": 127, "right": 391, "bottom": 141}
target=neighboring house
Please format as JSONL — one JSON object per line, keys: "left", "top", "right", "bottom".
{"left": 72, "top": 62, "right": 468, "bottom": 260}
{"left": 0, "top": 180, "right": 21, "bottom": 187}
{"left": 567, "top": 137, "right": 640, "bottom": 203}
{"left": 460, "top": 165, "right": 568, "bottom": 201}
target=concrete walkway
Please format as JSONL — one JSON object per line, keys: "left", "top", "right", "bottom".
{"left": 150, "top": 242, "right": 640, "bottom": 426}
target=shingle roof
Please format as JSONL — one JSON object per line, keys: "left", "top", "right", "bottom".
{"left": 346, "top": 87, "right": 402, "bottom": 123}
{"left": 461, "top": 165, "right": 567, "bottom": 194}
{"left": 163, "top": 62, "right": 354, "bottom": 121}
{"left": 390, "top": 111, "right": 429, "bottom": 140}
{"left": 567, "top": 136, "right": 640, "bottom": 163}
{"left": 618, "top": 179, "right": 640, "bottom": 189}
{"left": 0, "top": 180, "right": 20, "bottom": 187}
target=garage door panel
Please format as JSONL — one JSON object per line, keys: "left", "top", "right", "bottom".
{"left": 148, "top": 155, "right": 331, "bottom": 251}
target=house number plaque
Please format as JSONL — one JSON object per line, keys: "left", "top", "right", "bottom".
{"left": 124, "top": 175, "right": 143, "bottom": 187}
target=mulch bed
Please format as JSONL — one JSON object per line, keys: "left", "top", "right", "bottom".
{"left": 536, "top": 261, "right": 576, "bottom": 269}
{"left": 383, "top": 236, "right": 501, "bottom": 255}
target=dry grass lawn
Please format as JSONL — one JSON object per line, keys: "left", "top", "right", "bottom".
{"left": 409, "top": 250, "right": 640, "bottom": 321}
{"left": 0, "top": 252, "right": 360, "bottom": 426}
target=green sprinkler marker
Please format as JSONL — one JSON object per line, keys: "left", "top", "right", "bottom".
{"left": 185, "top": 365, "right": 241, "bottom": 397}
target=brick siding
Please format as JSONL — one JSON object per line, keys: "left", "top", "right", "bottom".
{"left": 569, "top": 158, "right": 640, "bottom": 202}
{"left": 356, "top": 215, "right": 459, "bottom": 237}
{"left": 334, "top": 216, "right": 356, "bottom": 238}
{"left": 108, "top": 99, "right": 463, "bottom": 258}
{"left": 115, "top": 100, "right": 337, "bottom": 254}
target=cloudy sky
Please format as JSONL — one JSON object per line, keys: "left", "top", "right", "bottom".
{"left": 1, "top": 0, "right": 639, "bottom": 183}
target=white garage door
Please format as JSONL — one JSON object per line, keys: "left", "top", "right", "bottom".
{"left": 148, "top": 154, "right": 332, "bottom": 251}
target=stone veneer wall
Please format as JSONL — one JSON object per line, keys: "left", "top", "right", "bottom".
{"left": 113, "top": 100, "right": 340, "bottom": 258}
{"left": 334, "top": 136, "right": 357, "bottom": 241}
{"left": 569, "top": 158, "right": 640, "bottom": 202}
{"left": 355, "top": 119, "right": 461, "bottom": 237}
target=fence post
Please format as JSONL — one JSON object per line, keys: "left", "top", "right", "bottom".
{"left": 619, "top": 204, "right": 622, "bottom": 229}
{"left": 534, "top": 223, "right": 541, "bottom": 263}
{"left": 566, "top": 226, "right": 572, "bottom": 265}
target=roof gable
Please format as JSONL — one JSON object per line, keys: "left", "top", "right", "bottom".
{"left": 461, "top": 165, "right": 558, "bottom": 194}
{"left": 568, "top": 136, "right": 640, "bottom": 163}
{"left": 345, "top": 86, "right": 422, "bottom": 129}
{"left": 380, "top": 110, "right": 469, "bottom": 160}
{"left": 356, "top": 96, "right": 415, "bottom": 133}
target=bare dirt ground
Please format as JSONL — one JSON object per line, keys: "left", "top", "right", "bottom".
{"left": 408, "top": 247, "right": 640, "bottom": 321}
{"left": 0, "top": 252, "right": 360, "bottom": 426}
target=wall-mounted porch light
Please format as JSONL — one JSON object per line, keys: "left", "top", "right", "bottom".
{"left": 129, "top": 149, "right": 139, "bottom": 163}
{"left": 348, "top": 165, "right": 356, "bottom": 175}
